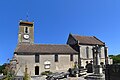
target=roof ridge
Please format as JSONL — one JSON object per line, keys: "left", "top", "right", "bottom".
{"left": 73, "top": 34, "right": 93, "bottom": 38}
{"left": 33, "top": 44, "right": 67, "bottom": 45}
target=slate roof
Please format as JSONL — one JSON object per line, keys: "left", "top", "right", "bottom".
{"left": 72, "top": 34, "right": 105, "bottom": 46}
{"left": 15, "top": 44, "right": 78, "bottom": 54}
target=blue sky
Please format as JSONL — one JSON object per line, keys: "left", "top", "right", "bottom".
{"left": 0, "top": 0, "right": 120, "bottom": 65}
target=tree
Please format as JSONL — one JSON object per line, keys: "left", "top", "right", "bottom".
{"left": 109, "top": 55, "right": 114, "bottom": 57}
{"left": 2, "top": 63, "right": 15, "bottom": 80}
{"left": 23, "top": 65, "right": 30, "bottom": 80}
{"left": 0, "top": 64, "right": 5, "bottom": 74}
{"left": 109, "top": 54, "right": 120, "bottom": 64}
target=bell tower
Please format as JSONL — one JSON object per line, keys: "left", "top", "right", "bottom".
{"left": 18, "top": 20, "right": 34, "bottom": 44}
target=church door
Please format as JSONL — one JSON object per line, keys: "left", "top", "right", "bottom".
{"left": 35, "top": 66, "right": 39, "bottom": 75}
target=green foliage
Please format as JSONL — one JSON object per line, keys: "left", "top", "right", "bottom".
{"left": 0, "top": 65, "right": 5, "bottom": 74}
{"left": 109, "top": 55, "right": 114, "bottom": 57}
{"left": 41, "top": 71, "right": 52, "bottom": 75}
{"left": 23, "top": 72, "right": 29, "bottom": 80}
{"left": 109, "top": 54, "right": 120, "bottom": 64}
{"left": 2, "top": 63, "right": 15, "bottom": 80}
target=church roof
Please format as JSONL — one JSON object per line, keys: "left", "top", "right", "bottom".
{"left": 72, "top": 34, "right": 105, "bottom": 46}
{"left": 14, "top": 44, "right": 78, "bottom": 54}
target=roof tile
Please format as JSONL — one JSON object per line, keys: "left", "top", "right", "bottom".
{"left": 15, "top": 44, "right": 78, "bottom": 54}
{"left": 72, "top": 35, "right": 105, "bottom": 45}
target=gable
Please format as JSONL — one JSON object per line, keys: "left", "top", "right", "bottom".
{"left": 67, "top": 34, "right": 77, "bottom": 45}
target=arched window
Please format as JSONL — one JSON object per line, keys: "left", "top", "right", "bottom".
{"left": 35, "top": 66, "right": 39, "bottom": 75}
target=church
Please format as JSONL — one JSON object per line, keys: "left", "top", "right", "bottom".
{"left": 13, "top": 20, "right": 110, "bottom": 77}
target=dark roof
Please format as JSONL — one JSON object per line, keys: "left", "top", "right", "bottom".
{"left": 15, "top": 44, "right": 78, "bottom": 54}
{"left": 19, "top": 21, "right": 33, "bottom": 26}
{"left": 72, "top": 34, "right": 105, "bottom": 46}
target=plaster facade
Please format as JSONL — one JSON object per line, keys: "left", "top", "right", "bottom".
{"left": 15, "top": 54, "right": 78, "bottom": 76}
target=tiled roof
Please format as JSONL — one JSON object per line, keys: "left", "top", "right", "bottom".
{"left": 15, "top": 44, "right": 78, "bottom": 54}
{"left": 72, "top": 35, "right": 105, "bottom": 46}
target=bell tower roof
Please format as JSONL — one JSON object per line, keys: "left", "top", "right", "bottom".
{"left": 19, "top": 20, "right": 34, "bottom": 26}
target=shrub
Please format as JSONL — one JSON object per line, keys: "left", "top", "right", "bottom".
{"left": 41, "top": 71, "right": 52, "bottom": 75}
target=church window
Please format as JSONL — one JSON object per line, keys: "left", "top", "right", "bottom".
{"left": 99, "top": 52, "right": 101, "bottom": 58}
{"left": 35, "top": 66, "right": 39, "bottom": 75}
{"left": 35, "top": 54, "right": 39, "bottom": 63}
{"left": 24, "top": 27, "right": 29, "bottom": 34}
{"left": 55, "top": 54, "right": 58, "bottom": 62}
{"left": 86, "top": 47, "right": 89, "bottom": 58}
{"left": 70, "top": 54, "right": 73, "bottom": 61}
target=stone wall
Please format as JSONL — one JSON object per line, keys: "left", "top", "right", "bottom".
{"left": 15, "top": 54, "right": 78, "bottom": 76}
{"left": 80, "top": 45, "right": 106, "bottom": 67}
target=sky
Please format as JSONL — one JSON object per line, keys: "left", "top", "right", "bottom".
{"left": 0, "top": 0, "right": 120, "bottom": 65}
